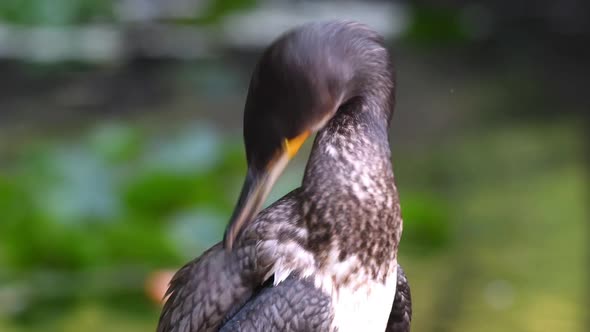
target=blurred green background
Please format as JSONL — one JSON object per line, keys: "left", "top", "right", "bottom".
{"left": 0, "top": 1, "right": 587, "bottom": 331}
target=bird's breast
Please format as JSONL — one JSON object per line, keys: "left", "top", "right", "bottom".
{"left": 267, "top": 251, "right": 398, "bottom": 332}
{"left": 314, "top": 261, "right": 398, "bottom": 332}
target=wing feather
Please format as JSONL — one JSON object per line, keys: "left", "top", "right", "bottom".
{"left": 157, "top": 190, "right": 303, "bottom": 332}
{"left": 385, "top": 264, "right": 412, "bottom": 332}
{"left": 220, "top": 276, "right": 334, "bottom": 332}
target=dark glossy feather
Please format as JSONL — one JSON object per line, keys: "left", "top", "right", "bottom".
{"left": 158, "top": 191, "right": 304, "bottom": 332}
{"left": 220, "top": 275, "right": 333, "bottom": 332}
{"left": 386, "top": 265, "right": 412, "bottom": 332}
{"left": 157, "top": 244, "right": 258, "bottom": 332}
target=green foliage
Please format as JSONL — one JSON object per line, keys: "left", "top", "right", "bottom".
{"left": 0, "top": 0, "right": 258, "bottom": 26}
{"left": 0, "top": 122, "right": 245, "bottom": 320}
{"left": 0, "top": 0, "right": 114, "bottom": 25}
{"left": 197, "top": 0, "right": 258, "bottom": 25}
{"left": 404, "top": 6, "right": 469, "bottom": 45}
{"left": 400, "top": 193, "right": 451, "bottom": 254}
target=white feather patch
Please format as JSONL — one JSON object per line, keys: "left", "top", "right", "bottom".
{"left": 260, "top": 240, "right": 315, "bottom": 284}
{"left": 265, "top": 243, "right": 398, "bottom": 332}
{"left": 317, "top": 264, "right": 396, "bottom": 332}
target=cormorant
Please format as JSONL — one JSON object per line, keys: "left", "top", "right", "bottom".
{"left": 157, "top": 20, "right": 412, "bottom": 332}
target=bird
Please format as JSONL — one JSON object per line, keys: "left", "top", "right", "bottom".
{"left": 157, "top": 20, "right": 412, "bottom": 332}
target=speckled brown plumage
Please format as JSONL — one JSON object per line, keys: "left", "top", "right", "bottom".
{"left": 157, "top": 20, "right": 412, "bottom": 332}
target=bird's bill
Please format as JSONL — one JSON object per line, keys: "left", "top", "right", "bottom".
{"left": 223, "top": 131, "right": 310, "bottom": 250}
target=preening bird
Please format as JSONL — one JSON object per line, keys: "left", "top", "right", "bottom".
{"left": 157, "top": 20, "right": 412, "bottom": 332}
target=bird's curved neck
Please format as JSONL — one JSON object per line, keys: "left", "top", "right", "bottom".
{"left": 300, "top": 97, "right": 401, "bottom": 275}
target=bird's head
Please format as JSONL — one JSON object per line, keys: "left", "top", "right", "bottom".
{"left": 224, "top": 21, "right": 392, "bottom": 249}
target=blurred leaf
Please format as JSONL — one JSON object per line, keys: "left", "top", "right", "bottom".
{"left": 401, "top": 193, "right": 452, "bottom": 254}
{"left": 143, "top": 125, "right": 222, "bottom": 173}
{"left": 173, "top": 0, "right": 258, "bottom": 25}
{"left": 123, "top": 171, "right": 198, "bottom": 218}
{"left": 88, "top": 123, "right": 142, "bottom": 164}
{"left": 0, "top": 0, "right": 113, "bottom": 25}
{"left": 103, "top": 221, "right": 179, "bottom": 266}
{"left": 30, "top": 146, "right": 120, "bottom": 224}
{"left": 404, "top": 6, "right": 469, "bottom": 45}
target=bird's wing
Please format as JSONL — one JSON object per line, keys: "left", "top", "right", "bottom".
{"left": 157, "top": 190, "right": 303, "bottom": 332}
{"left": 385, "top": 263, "right": 412, "bottom": 332}
{"left": 219, "top": 275, "right": 334, "bottom": 332}
{"left": 157, "top": 242, "right": 262, "bottom": 332}
{"left": 219, "top": 264, "right": 411, "bottom": 332}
